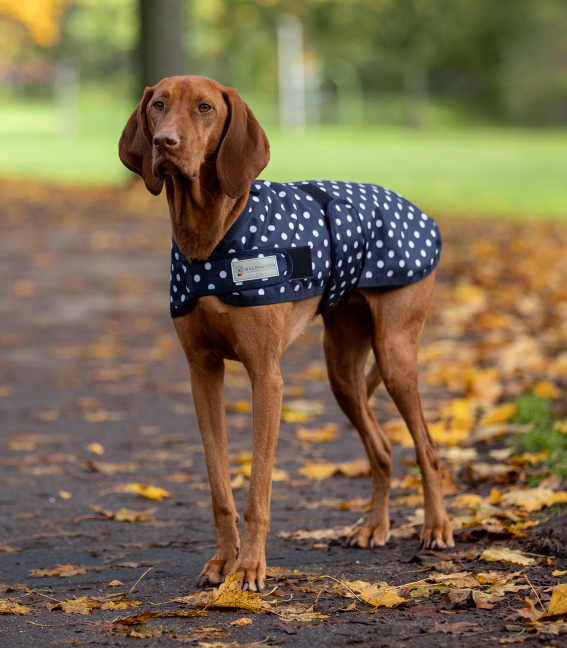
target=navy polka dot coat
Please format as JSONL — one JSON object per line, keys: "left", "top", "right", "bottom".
{"left": 170, "top": 180, "right": 441, "bottom": 318}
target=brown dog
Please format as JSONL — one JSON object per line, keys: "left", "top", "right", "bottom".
{"left": 119, "top": 75, "right": 454, "bottom": 592}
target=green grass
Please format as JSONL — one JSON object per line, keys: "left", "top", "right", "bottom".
{"left": 512, "top": 393, "right": 567, "bottom": 482}
{"left": 0, "top": 93, "right": 566, "bottom": 218}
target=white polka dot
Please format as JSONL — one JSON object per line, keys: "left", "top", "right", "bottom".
{"left": 279, "top": 191, "right": 286, "bottom": 197}
{"left": 219, "top": 270, "right": 227, "bottom": 278}
{"left": 174, "top": 253, "right": 179, "bottom": 260}
{"left": 383, "top": 203, "right": 389, "bottom": 210}
{"left": 426, "top": 239, "right": 432, "bottom": 247}
{"left": 366, "top": 271, "right": 372, "bottom": 278}
{"left": 204, "top": 263, "right": 211, "bottom": 270}
{"left": 208, "top": 283, "right": 215, "bottom": 290}
{"left": 280, "top": 286, "right": 285, "bottom": 293}
{"left": 399, "top": 260, "right": 405, "bottom": 267}
{"left": 387, "top": 270, "right": 394, "bottom": 277}
{"left": 194, "top": 275, "right": 200, "bottom": 282}
{"left": 388, "top": 230, "right": 394, "bottom": 238}
{"left": 250, "top": 225, "right": 257, "bottom": 233}
{"left": 253, "top": 196, "right": 259, "bottom": 202}
{"left": 303, "top": 211, "right": 310, "bottom": 219}
{"left": 388, "top": 250, "right": 395, "bottom": 258}
{"left": 377, "top": 260, "right": 384, "bottom": 268}
{"left": 176, "top": 274, "right": 180, "bottom": 281}
{"left": 313, "top": 230, "right": 319, "bottom": 237}
{"left": 173, "top": 285, "right": 177, "bottom": 292}
{"left": 281, "top": 232, "right": 288, "bottom": 240}
{"left": 241, "top": 236, "right": 246, "bottom": 244}
{"left": 261, "top": 236, "right": 268, "bottom": 242}
{"left": 258, "top": 289, "right": 265, "bottom": 295}
{"left": 275, "top": 213, "right": 282, "bottom": 220}
{"left": 376, "top": 240, "right": 384, "bottom": 248}
{"left": 181, "top": 294, "right": 185, "bottom": 302}
{"left": 415, "top": 260, "right": 421, "bottom": 267}
{"left": 294, "top": 285, "right": 300, "bottom": 291}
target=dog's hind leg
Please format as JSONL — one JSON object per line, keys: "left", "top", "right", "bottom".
{"left": 324, "top": 302, "right": 393, "bottom": 548}
{"left": 362, "top": 275, "right": 454, "bottom": 549}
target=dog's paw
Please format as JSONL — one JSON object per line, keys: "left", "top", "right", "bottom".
{"left": 197, "top": 556, "right": 237, "bottom": 588}
{"left": 347, "top": 524, "right": 390, "bottom": 548}
{"left": 228, "top": 556, "right": 266, "bottom": 592}
{"left": 420, "top": 517, "right": 455, "bottom": 550}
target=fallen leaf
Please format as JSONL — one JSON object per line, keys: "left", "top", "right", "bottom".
{"left": 532, "top": 380, "right": 560, "bottom": 399}
{"left": 85, "top": 411, "right": 125, "bottom": 423}
{"left": 480, "top": 403, "right": 518, "bottom": 426}
{"left": 500, "top": 486, "right": 567, "bottom": 513}
{"left": 87, "top": 442, "right": 105, "bottom": 455}
{"left": 281, "top": 399, "right": 324, "bottom": 423}
{"left": 230, "top": 617, "right": 253, "bottom": 626}
{"left": 479, "top": 547, "right": 535, "bottom": 566}
{"left": 425, "top": 621, "right": 479, "bottom": 634}
{"left": 360, "top": 584, "right": 407, "bottom": 607}
{"left": 545, "top": 584, "right": 567, "bottom": 617}
{"left": 206, "top": 573, "right": 271, "bottom": 613}
{"left": 127, "top": 483, "right": 172, "bottom": 500}
{"left": 299, "top": 462, "right": 337, "bottom": 480}
{"left": 552, "top": 571, "right": 567, "bottom": 577}
{"left": 107, "top": 580, "right": 123, "bottom": 587}
{"left": 60, "top": 597, "right": 101, "bottom": 614}
{"left": 296, "top": 423, "right": 338, "bottom": 443}
{"left": 515, "top": 596, "right": 543, "bottom": 622}
{"left": 0, "top": 600, "right": 32, "bottom": 615}
{"left": 29, "top": 563, "right": 87, "bottom": 578}
{"left": 230, "top": 473, "right": 246, "bottom": 490}
{"left": 429, "top": 572, "right": 481, "bottom": 589}
{"left": 59, "top": 490, "right": 72, "bottom": 499}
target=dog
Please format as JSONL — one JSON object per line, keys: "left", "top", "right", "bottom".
{"left": 119, "top": 75, "right": 454, "bottom": 593}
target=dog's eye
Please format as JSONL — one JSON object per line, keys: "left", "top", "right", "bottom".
{"left": 153, "top": 101, "right": 165, "bottom": 111}
{"left": 198, "top": 103, "right": 211, "bottom": 113}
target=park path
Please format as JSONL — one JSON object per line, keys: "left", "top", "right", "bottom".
{"left": 1, "top": 179, "right": 567, "bottom": 647}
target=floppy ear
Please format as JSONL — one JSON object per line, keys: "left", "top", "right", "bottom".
{"left": 118, "top": 86, "right": 164, "bottom": 196}
{"left": 216, "top": 89, "right": 270, "bottom": 199}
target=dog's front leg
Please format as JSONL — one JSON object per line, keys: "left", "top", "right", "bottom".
{"left": 229, "top": 359, "right": 283, "bottom": 592}
{"left": 189, "top": 356, "right": 240, "bottom": 587}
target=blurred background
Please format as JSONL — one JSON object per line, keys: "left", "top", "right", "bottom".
{"left": 0, "top": 0, "right": 566, "bottom": 217}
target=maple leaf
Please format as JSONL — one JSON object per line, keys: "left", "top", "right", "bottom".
{"left": 360, "top": 584, "right": 407, "bottom": 607}
{"left": 127, "top": 483, "right": 172, "bottom": 500}
{"left": 544, "top": 584, "right": 567, "bottom": 617}
{"left": 515, "top": 596, "right": 543, "bottom": 622}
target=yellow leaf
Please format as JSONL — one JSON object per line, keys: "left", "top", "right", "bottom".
{"left": 0, "top": 600, "right": 32, "bottom": 615}
{"left": 360, "top": 584, "right": 407, "bottom": 607}
{"left": 500, "top": 486, "right": 567, "bottom": 513}
{"left": 87, "top": 442, "right": 105, "bottom": 455}
{"left": 225, "top": 400, "right": 252, "bottom": 413}
{"left": 480, "top": 403, "right": 518, "bottom": 426}
{"left": 533, "top": 381, "right": 560, "bottom": 399}
{"left": 230, "top": 474, "right": 246, "bottom": 490}
{"left": 101, "top": 600, "right": 141, "bottom": 610}
{"left": 383, "top": 420, "right": 413, "bottom": 448}
{"left": 479, "top": 547, "right": 535, "bottom": 566}
{"left": 60, "top": 597, "right": 99, "bottom": 615}
{"left": 29, "top": 563, "right": 87, "bottom": 578}
{"left": 113, "top": 507, "right": 156, "bottom": 522}
{"left": 545, "top": 584, "right": 567, "bottom": 616}
{"left": 85, "top": 411, "right": 125, "bottom": 423}
{"left": 429, "top": 572, "right": 481, "bottom": 589}
{"left": 553, "top": 571, "right": 567, "bottom": 577}
{"left": 230, "top": 617, "right": 253, "bottom": 626}
{"left": 281, "top": 399, "right": 324, "bottom": 423}
{"left": 271, "top": 467, "right": 289, "bottom": 481}
{"left": 59, "top": 490, "right": 72, "bottom": 499}
{"left": 298, "top": 462, "right": 337, "bottom": 480}
{"left": 127, "top": 483, "right": 172, "bottom": 500}
{"left": 337, "top": 458, "right": 371, "bottom": 478}
{"left": 207, "top": 573, "right": 271, "bottom": 613}
{"left": 107, "top": 580, "right": 123, "bottom": 587}
{"left": 296, "top": 423, "right": 338, "bottom": 443}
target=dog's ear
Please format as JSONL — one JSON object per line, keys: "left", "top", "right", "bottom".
{"left": 118, "top": 86, "right": 164, "bottom": 196}
{"left": 217, "top": 89, "right": 270, "bottom": 199}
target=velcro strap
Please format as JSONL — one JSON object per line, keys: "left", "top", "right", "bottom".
{"left": 288, "top": 246, "right": 314, "bottom": 279}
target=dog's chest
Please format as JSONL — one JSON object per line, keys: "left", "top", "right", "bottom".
{"left": 169, "top": 180, "right": 441, "bottom": 317}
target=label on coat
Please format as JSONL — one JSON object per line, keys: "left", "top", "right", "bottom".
{"left": 231, "top": 255, "right": 279, "bottom": 282}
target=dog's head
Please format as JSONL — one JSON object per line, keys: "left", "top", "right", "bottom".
{"left": 118, "top": 75, "right": 270, "bottom": 199}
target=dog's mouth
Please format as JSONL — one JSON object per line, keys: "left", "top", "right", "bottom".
{"left": 153, "top": 152, "right": 196, "bottom": 182}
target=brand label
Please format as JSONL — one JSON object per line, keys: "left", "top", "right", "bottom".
{"left": 231, "top": 255, "right": 279, "bottom": 282}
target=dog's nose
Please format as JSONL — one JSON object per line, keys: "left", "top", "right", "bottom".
{"left": 153, "top": 131, "right": 179, "bottom": 149}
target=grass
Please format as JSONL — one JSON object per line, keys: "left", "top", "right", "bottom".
{"left": 512, "top": 393, "right": 567, "bottom": 482}
{"left": 0, "top": 91, "right": 566, "bottom": 218}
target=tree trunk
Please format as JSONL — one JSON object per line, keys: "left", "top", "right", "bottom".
{"left": 137, "top": 0, "right": 186, "bottom": 95}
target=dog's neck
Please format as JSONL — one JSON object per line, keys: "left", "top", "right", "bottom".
{"left": 164, "top": 165, "right": 248, "bottom": 262}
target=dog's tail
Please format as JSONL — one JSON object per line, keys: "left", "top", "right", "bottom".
{"left": 366, "top": 360, "right": 382, "bottom": 399}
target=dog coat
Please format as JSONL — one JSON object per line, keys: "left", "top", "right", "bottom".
{"left": 170, "top": 180, "right": 441, "bottom": 318}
